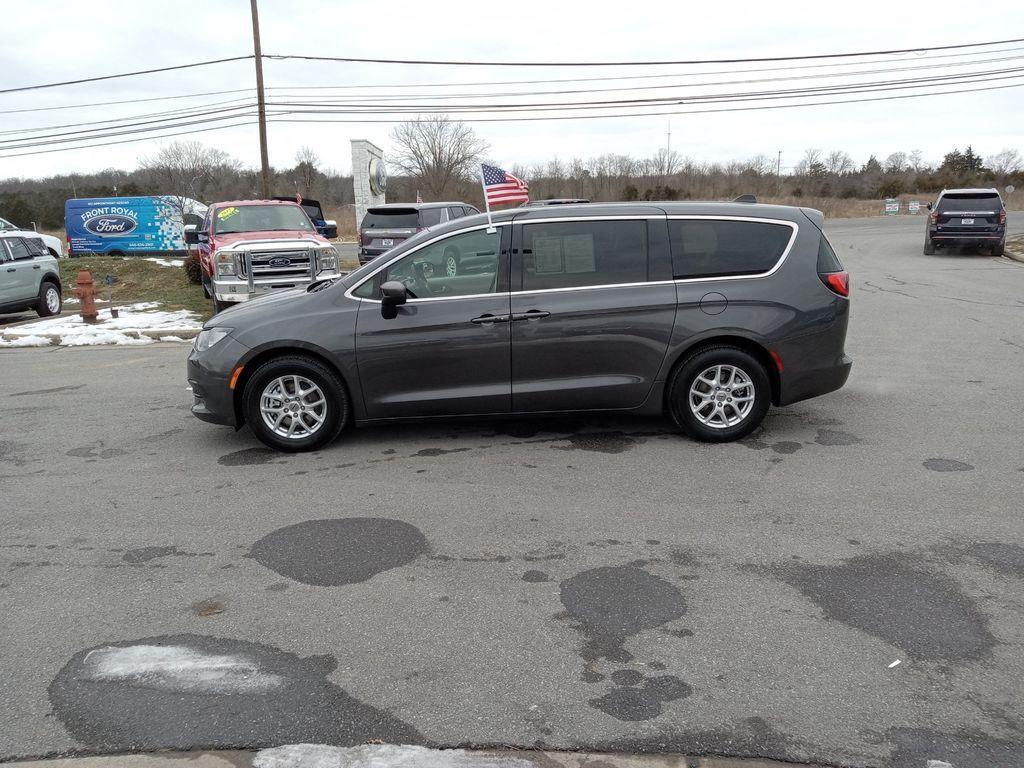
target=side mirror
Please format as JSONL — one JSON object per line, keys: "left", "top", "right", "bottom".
{"left": 926, "top": 202, "right": 933, "bottom": 211}
{"left": 322, "top": 220, "right": 338, "bottom": 239}
{"left": 380, "top": 280, "right": 408, "bottom": 320}
{"left": 183, "top": 224, "right": 197, "bottom": 244}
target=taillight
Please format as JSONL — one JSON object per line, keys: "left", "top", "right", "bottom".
{"left": 929, "top": 210, "right": 939, "bottom": 224}
{"left": 820, "top": 270, "right": 849, "bottom": 297}
{"left": 998, "top": 209, "right": 1006, "bottom": 225}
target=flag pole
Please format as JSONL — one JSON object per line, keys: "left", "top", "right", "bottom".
{"left": 480, "top": 164, "right": 496, "bottom": 233}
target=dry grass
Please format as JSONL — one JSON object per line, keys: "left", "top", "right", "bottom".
{"left": 59, "top": 256, "right": 211, "bottom": 320}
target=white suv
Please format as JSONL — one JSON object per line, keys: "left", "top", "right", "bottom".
{"left": 0, "top": 217, "right": 64, "bottom": 258}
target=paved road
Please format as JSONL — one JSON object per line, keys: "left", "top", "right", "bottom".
{"left": 2, "top": 216, "right": 1023, "bottom": 768}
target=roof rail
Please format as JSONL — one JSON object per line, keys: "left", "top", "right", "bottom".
{"left": 733, "top": 194, "right": 757, "bottom": 203}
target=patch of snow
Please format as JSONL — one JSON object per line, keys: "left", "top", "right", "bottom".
{"left": 0, "top": 334, "right": 52, "bottom": 348}
{"left": 61, "top": 331, "right": 153, "bottom": 347}
{"left": 254, "top": 744, "right": 535, "bottom": 768}
{"left": 64, "top": 297, "right": 80, "bottom": 304}
{"left": 84, "top": 644, "right": 283, "bottom": 694}
{"left": 144, "top": 257, "right": 185, "bottom": 267}
{"left": 4, "top": 303, "right": 200, "bottom": 347}
{"left": 158, "top": 335, "right": 188, "bottom": 343}
{"left": 926, "top": 762, "right": 954, "bottom": 768}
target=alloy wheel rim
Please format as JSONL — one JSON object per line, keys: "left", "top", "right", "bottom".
{"left": 46, "top": 288, "right": 60, "bottom": 313}
{"left": 688, "top": 364, "right": 755, "bottom": 429}
{"left": 260, "top": 375, "right": 328, "bottom": 439}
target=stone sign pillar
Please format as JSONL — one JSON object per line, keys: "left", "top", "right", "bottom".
{"left": 351, "top": 140, "right": 386, "bottom": 230}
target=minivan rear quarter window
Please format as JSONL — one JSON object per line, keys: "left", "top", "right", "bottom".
{"left": 669, "top": 219, "right": 793, "bottom": 279}
{"left": 419, "top": 208, "right": 445, "bottom": 227}
{"left": 521, "top": 220, "right": 647, "bottom": 291}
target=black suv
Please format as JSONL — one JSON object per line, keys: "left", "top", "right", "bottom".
{"left": 188, "top": 202, "right": 852, "bottom": 452}
{"left": 359, "top": 202, "right": 480, "bottom": 265}
{"left": 924, "top": 188, "right": 1006, "bottom": 255}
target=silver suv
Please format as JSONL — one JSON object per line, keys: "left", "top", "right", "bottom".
{"left": 0, "top": 233, "right": 62, "bottom": 317}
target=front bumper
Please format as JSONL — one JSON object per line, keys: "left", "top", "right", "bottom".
{"left": 186, "top": 336, "right": 251, "bottom": 427}
{"left": 213, "top": 273, "right": 339, "bottom": 303}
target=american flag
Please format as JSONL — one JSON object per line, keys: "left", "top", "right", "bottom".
{"left": 415, "top": 190, "right": 423, "bottom": 204}
{"left": 481, "top": 164, "right": 529, "bottom": 206}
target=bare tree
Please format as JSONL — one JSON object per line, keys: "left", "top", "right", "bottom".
{"left": 294, "top": 146, "right": 321, "bottom": 197}
{"left": 389, "top": 115, "right": 489, "bottom": 198}
{"left": 987, "top": 148, "right": 1023, "bottom": 176}
{"left": 884, "top": 152, "right": 908, "bottom": 174}
{"left": 140, "top": 141, "right": 240, "bottom": 216}
{"left": 650, "top": 147, "right": 681, "bottom": 179}
{"left": 908, "top": 150, "right": 925, "bottom": 172}
{"left": 824, "top": 150, "right": 854, "bottom": 175}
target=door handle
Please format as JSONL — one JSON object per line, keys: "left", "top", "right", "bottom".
{"left": 32, "top": 265, "right": 41, "bottom": 269}
{"left": 6, "top": 268, "right": 14, "bottom": 272}
{"left": 511, "top": 310, "right": 550, "bottom": 321}
{"left": 470, "top": 313, "right": 511, "bottom": 324}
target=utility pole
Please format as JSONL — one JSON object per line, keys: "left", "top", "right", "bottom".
{"left": 250, "top": 0, "right": 271, "bottom": 199}
{"left": 776, "top": 150, "right": 782, "bottom": 196}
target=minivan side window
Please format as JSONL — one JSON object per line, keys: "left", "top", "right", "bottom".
{"left": 520, "top": 220, "right": 647, "bottom": 291}
{"left": 354, "top": 228, "right": 502, "bottom": 300}
{"left": 668, "top": 219, "right": 793, "bottom": 279}
{"left": 448, "top": 206, "right": 464, "bottom": 221}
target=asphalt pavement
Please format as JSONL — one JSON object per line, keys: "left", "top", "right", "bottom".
{"left": 2, "top": 215, "right": 1024, "bottom": 768}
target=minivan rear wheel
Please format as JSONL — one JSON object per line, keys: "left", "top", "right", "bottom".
{"left": 243, "top": 356, "right": 349, "bottom": 452}
{"left": 668, "top": 346, "right": 770, "bottom": 442}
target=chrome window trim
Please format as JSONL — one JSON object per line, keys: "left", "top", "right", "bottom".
{"left": 346, "top": 214, "right": 799, "bottom": 303}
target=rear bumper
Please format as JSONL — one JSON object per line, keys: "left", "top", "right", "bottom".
{"left": 778, "top": 354, "right": 852, "bottom": 407}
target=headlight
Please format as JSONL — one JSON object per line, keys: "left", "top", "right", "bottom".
{"left": 194, "top": 328, "right": 233, "bottom": 352}
{"left": 215, "top": 250, "right": 236, "bottom": 276}
{"left": 316, "top": 246, "right": 338, "bottom": 273}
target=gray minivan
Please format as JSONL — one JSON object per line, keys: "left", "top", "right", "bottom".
{"left": 0, "top": 233, "right": 62, "bottom": 318}
{"left": 188, "top": 202, "right": 851, "bottom": 452}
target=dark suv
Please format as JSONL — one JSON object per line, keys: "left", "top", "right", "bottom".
{"left": 924, "top": 188, "right": 1006, "bottom": 255}
{"left": 359, "top": 202, "right": 480, "bottom": 265}
{"left": 188, "top": 202, "right": 852, "bottom": 452}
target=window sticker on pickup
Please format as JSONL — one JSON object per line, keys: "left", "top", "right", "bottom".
{"left": 217, "top": 207, "right": 239, "bottom": 221}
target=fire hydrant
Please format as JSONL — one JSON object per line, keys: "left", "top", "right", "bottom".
{"left": 75, "top": 270, "right": 98, "bottom": 324}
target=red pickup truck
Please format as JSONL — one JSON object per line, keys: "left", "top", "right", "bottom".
{"left": 185, "top": 199, "right": 340, "bottom": 312}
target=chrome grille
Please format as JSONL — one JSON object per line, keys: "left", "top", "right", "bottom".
{"left": 240, "top": 249, "right": 312, "bottom": 279}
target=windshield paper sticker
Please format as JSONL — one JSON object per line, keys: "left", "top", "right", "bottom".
{"left": 217, "top": 207, "right": 239, "bottom": 221}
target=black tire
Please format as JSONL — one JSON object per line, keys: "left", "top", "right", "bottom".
{"left": 667, "top": 345, "right": 771, "bottom": 443}
{"left": 992, "top": 239, "right": 1005, "bottom": 257}
{"left": 923, "top": 237, "right": 936, "bottom": 255}
{"left": 213, "top": 298, "right": 232, "bottom": 314}
{"left": 36, "top": 281, "right": 62, "bottom": 317}
{"left": 242, "top": 355, "right": 349, "bottom": 452}
{"left": 201, "top": 273, "right": 212, "bottom": 299}
{"left": 108, "top": 250, "right": 125, "bottom": 258}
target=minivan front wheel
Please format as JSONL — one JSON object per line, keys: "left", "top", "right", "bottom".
{"left": 669, "top": 346, "right": 770, "bottom": 442}
{"left": 243, "top": 356, "right": 349, "bottom": 452}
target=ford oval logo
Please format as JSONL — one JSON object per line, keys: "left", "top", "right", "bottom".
{"left": 84, "top": 215, "right": 137, "bottom": 236}
{"left": 269, "top": 257, "right": 291, "bottom": 267}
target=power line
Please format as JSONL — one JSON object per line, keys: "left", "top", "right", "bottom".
{"left": 0, "top": 88, "right": 253, "bottom": 115}
{"left": 0, "top": 120, "right": 258, "bottom": 159}
{"left": 0, "top": 97, "right": 257, "bottom": 137}
{"left": 261, "top": 66, "right": 1024, "bottom": 114}
{"left": 262, "top": 44, "right": 1024, "bottom": 91}
{"left": 0, "top": 56, "right": 253, "bottom": 95}
{"left": 266, "top": 81, "right": 1024, "bottom": 124}
{"left": 263, "top": 53, "right": 1024, "bottom": 105}
{"left": 263, "top": 36, "right": 1024, "bottom": 67}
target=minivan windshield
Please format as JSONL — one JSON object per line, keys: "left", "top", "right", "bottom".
{"left": 938, "top": 193, "right": 1001, "bottom": 212}
{"left": 214, "top": 205, "right": 314, "bottom": 234}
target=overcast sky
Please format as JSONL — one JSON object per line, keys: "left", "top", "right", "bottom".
{"left": 1, "top": 0, "right": 1023, "bottom": 180}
